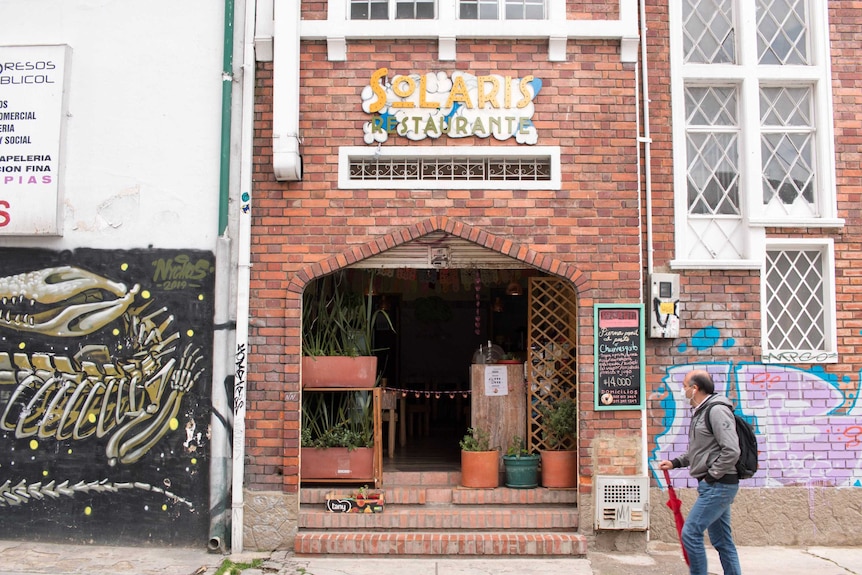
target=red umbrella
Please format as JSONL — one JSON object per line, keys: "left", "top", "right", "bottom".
{"left": 663, "top": 468, "right": 690, "bottom": 565}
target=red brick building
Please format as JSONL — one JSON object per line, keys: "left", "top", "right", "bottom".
{"left": 238, "top": 0, "right": 862, "bottom": 552}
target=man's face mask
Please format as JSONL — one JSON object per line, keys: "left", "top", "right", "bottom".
{"left": 684, "top": 383, "right": 695, "bottom": 405}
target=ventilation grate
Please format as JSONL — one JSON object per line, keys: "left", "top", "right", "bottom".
{"left": 594, "top": 475, "right": 650, "bottom": 531}
{"left": 348, "top": 156, "right": 552, "bottom": 182}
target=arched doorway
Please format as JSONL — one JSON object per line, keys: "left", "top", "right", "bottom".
{"left": 294, "top": 219, "right": 585, "bottom": 476}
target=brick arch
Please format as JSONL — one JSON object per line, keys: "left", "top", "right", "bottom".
{"left": 281, "top": 217, "right": 591, "bottom": 492}
{"left": 286, "top": 216, "right": 589, "bottom": 296}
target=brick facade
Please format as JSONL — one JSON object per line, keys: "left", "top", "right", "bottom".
{"left": 245, "top": 1, "right": 862, "bottom": 547}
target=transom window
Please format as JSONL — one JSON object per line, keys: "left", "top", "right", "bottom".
{"left": 338, "top": 146, "right": 561, "bottom": 190}
{"left": 350, "top": 156, "right": 552, "bottom": 182}
{"left": 670, "top": 0, "right": 839, "bottom": 269}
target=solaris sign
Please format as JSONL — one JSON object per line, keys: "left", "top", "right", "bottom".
{"left": 360, "top": 68, "right": 542, "bottom": 145}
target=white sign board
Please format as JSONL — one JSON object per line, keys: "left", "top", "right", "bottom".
{"left": 0, "top": 45, "right": 70, "bottom": 235}
{"left": 484, "top": 365, "right": 509, "bottom": 396}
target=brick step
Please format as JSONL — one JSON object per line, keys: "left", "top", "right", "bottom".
{"left": 299, "top": 504, "right": 579, "bottom": 530}
{"left": 382, "top": 470, "right": 462, "bottom": 486}
{"left": 301, "top": 485, "right": 578, "bottom": 506}
{"left": 293, "top": 530, "right": 589, "bottom": 556}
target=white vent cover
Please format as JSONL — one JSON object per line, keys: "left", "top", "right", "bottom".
{"left": 594, "top": 475, "right": 650, "bottom": 531}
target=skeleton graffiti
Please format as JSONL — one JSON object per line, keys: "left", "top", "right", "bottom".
{"left": 651, "top": 327, "right": 862, "bottom": 490}
{"left": 0, "top": 249, "right": 213, "bottom": 544}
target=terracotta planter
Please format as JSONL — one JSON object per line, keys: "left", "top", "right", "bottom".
{"left": 540, "top": 449, "right": 577, "bottom": 488}
{"left": 301, "top": 356, "right": 378, "bottom": 388}
{"left": 460, "top": 450, "right": 500, "bottom": 488}
{"left": 301, "top": 447, "right": 374, "bottom": 480}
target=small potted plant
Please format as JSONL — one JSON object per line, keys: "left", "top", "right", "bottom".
{"left": 537, "top": 396, "right": 577, "bottom": 488}
{"left": 502, "top": 435, "right": 539, "bottom": 488}
{"left": 458, "top": 426, "right": 500, "bottom": 488}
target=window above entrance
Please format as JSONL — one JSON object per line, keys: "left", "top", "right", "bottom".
{"left": 338, "top": 146, "right": 561, "bottom": 190}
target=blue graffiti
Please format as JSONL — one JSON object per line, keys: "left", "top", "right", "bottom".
{"left": 652, "top": 327, "right": 862, "bottom": 489}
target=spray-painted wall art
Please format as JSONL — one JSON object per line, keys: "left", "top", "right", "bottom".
{"left": 650, "top": 327, "right": 862, "bottom": 490}
{"left": 0, "top": 248, "right": 214, "bottom": 545}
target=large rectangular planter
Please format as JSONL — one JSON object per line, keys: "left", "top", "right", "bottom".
{"left": 301, "top": 447, "right": 374, "bottom": 480}
{"left": 301, "top": 356, "right": 378, "bottom": 388}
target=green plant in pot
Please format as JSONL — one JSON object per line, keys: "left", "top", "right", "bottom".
{"left": 537, "top": 396, "right": 578, "bottom": 488}
{"left": 301, "top": 270, "right": 394, "bottom": 388}
{"left": 502, "top": 435, "right": 539, "bottom": 488}
{"left": 459, "top": 427, "right": 500, "bottom": 488}
{"left": 301, "top": 391, "right": 373, "bottom": 450}
{"left": 301, "top": 390, "right": 375, "bottom": 481}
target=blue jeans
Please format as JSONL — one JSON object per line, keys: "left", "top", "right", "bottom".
{"left": 681, "top": 480, "right": 741, "bottom": 575}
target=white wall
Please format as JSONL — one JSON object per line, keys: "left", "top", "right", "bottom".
{"left": 0, "top": 0, "right": 224, "bottom": 250}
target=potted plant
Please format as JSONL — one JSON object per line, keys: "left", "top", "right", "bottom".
{"left": 459, "top": 426, "right": 500, "bottom": 488}
{"left": 537, "top": 396, "right": 577, "bottom": 488}
{"left": 300, "top": 390, "right": 375, "bottom": 480}
{"left": 301, "top": 270, "right": 394, "bottom": 388}
{"left": 502, "top": 435, "right": 539, "bottom": 488}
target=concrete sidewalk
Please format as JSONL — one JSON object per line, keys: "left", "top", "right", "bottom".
{"left": 0, "top": 539, "right": 859, "bottom": 575}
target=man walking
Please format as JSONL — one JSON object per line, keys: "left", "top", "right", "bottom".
{"left": 658, "top": 369, "right": 742, "bottom": 575}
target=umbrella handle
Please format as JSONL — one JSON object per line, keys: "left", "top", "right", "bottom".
{"left": 663, "top": 468, "right": 671, "bottom": 484}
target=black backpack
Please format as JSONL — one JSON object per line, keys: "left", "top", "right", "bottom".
{"left": 703, "top": 402, "right": 759, "bottom": 480}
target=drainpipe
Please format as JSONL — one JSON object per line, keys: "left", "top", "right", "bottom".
{"left": 272, "top": 0, "right": 302, "bottom": 181}
{"left": 637, "top": 0, "right": 654, "bottom": 481}
{"left": 230, "top": 0, "right": 258, "bottom": 554}
{"left": 209, "top": 0, "right": 237, "bottom": 553}
{"left": 208, "top": 237, "right": 233, "bottom": 554}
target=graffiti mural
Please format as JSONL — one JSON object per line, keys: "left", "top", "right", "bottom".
{"left": 651, "top": 327, "right": 862, "bottom": 489}
{"left": 0, "top": 248, "right": 214, "bottom": 545}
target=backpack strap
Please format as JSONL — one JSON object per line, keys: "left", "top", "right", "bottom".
{"left": 702, "top": 400, "right": 731, "bottom": 435}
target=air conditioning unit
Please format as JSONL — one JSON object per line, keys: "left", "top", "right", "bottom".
{"left": 594, "top": 475, "right": 650, "bottom": 531}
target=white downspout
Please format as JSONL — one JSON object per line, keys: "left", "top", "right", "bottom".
{"left": 272, "top": 0, "right": 302, "bottom": 181}
{"left": 230, "top": 0, "right": 257, "bottom": 554}
{"left": 637, "top": 0, "right": 654, "bottom": 482}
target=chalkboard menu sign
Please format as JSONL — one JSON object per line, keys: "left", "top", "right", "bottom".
{"left": 594, "top": 304, "right": 645, "bottom": 411}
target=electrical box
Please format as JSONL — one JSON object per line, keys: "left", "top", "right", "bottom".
{"left": 594, "top": 475, "right": 650, "bottom": 531}
{"left": 649, "top": 273, "right": 680, "bottom": 338}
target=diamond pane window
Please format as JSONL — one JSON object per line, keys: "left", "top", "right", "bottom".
{"left": 760, "top": 86, "right": 815, "bottom": 216}
{"left": 685, "top": 86, "right": 740, "bottom": 216}
{"left": 765, "top": 248, "right": 825, "bottom": 352}
{"left": 683, "top": 0, "right": 735, "bottom": 64}
{"left": 757, "top": 0, "right": 809, "bottom": 65}
{"left": 671, "top": 1, "right": 835, "bottom": 267}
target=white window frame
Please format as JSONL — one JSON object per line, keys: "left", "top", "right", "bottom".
{"left": 669, "top": 1, "right": 842, "bottom": 270}
{"left": 761, "top": 238, "right": 837, "bottom": 364}
{"left": 292, "top": 0, "right": 639, "bottom": 63}
{"left": 338, "top": 146, "right": 561, "bottom": 190}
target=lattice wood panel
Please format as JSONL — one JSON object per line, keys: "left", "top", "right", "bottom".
{"left": 526, "top": 277, "right": 578, "bottom": 452}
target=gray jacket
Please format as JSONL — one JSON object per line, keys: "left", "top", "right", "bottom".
{"left": 672, "top": 394, "right": 740, "bottom": 482}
